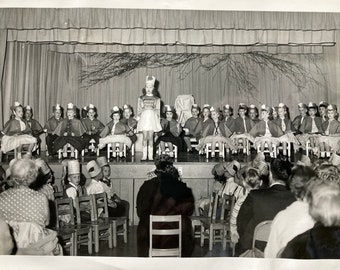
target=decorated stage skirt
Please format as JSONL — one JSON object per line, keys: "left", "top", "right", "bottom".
{"left": 1, "top": 134, "right": 37, "bottom": 153}
{"left": 196, "top": 135, "right": 237, "bottom": 152}
{"left": 98, "top": 134, "right": 132, "bottom": 149}
{"left": 136, "top": 109, "right": 162, "bottom": 132}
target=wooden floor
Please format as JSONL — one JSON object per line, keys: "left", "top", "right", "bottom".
{"left": 77, "top": 225, "right": 233, "bottom": 257}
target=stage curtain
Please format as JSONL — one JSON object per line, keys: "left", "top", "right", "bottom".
{"left": 0, "top": 30, "right": 7, "bottom": 127}
{"left": 1, "top": 42, "right": 79, "bottom": 127}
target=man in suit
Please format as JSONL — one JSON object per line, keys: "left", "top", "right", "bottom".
{"left": 236, "top": 158, "right": 296, "bottom": 255}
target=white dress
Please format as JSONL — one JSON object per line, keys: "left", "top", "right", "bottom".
{"left": 136, "top": 95, "right": 162, "bottom": 132}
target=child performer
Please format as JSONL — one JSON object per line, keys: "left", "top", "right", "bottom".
{"left": 97, "top": 157, "right": 130, "bottom": 219}
{"left": 98, "top": 106, "right": 132, "bottom": 158}
{"left": 120, "top": 104, "right": 138, "bottom": 147}
{"left": 156, "top": 105, "right": 182, "bottom": 157}
{"left": 319, "top": 101, "right": 329, "bottom": 123}
{"left": 222, "top": 104, "right": 235, "bottom": 133}
{"left": 136, "top": 75, "right": 162, "bottom": 161}
{"left": 249, "top": 105, "right": 284, "bottom": 156}
{"left": 81, "top": 104, "right": 105, "bottom": 153}
{"left": 196, "top": 107, "right": 235, "bottom": 157}
{"left": 53, "top": 103, "right": 86, "bottom": 158}
{"left": 183, "top": 104, "right": 202, "bottom": 153}
{"left": 44, "top": 104, "right": 63, "bottom": 157}
{"left": 24, "top": 105, "right": 44, "bottom": 146}
{"left": 1, "top": 102, "right": 37, "bottom": 159}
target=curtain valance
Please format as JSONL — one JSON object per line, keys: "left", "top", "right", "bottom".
{"left": 0, "top": 8, "right": 340, "bottom": 31}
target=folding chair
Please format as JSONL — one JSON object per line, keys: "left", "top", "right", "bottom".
{"left": 250, "top": 220, "right": 272, "bottom": 257}
{"left": 149, "top": 215, "right": 182, "bottom": 257}
{"left": 157, "top": 142, "right": 178, "bottom": 158}
{"left": 205, "top": 142, "right": 225, "bottom": 159}
{"left": 107, "top": 143, "right": 127, "bottom": 159}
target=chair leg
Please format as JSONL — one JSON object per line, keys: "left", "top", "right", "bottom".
{"left": 209, "top": 226, "right": 213, "bottom": 251}
{"left": 123, "top": 220, "right": 128, "bottom": 243}
{"left": 112, "top": 221, "right": 118, "bottom": 247}
{"left": 94, "top": 226, "right": 99, "bottom": 253}
{"left": 88, "top": 228, "right": 93, "bottom": 255}
{"left": 200, "top": 225, "right": 205, "bottom": 247}
{"left": 108, "top": 225, "right": 113, "bottom": 249}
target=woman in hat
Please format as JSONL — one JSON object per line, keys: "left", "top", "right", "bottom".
{"left": 98, "top": 106, "right": 132, "bottom": 158}
{"left": 196, "top": 107, "right": 236, "bottom": 157}
{"left": 136, "top": 75, "right": 162, "bottom": 161}
{"left": 317, "top": 104, "right": 340, "bottom": 157}
{"left": 24, "top": 105, "right": 44, "bottom": 146}
{"left": 183, "top": 104, "right": 202, "bottom": 152}
{"left": 44, "top": 104, "right": 64, "bottom": 157}
{"left": 155, "top": 105, "right": 182, "bottom": 157}
{"left": 319, "top": 101, "right": 329, "bottom": 123}
{"left": 120, "top": 104, "right": 138, "bottom": 146}
{"left": 1, "top": 102, "right": 37, "bottom": 159}
{"left": 81, "top": 104, "right": 105, "bottom": 153}
{"left": 53, "top": 103, "right": 86, "bottom": 158}
{"left": 249, "top": 104, "right": 284, "bottom": 156}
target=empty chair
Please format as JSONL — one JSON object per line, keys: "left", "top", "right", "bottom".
{"left": 92, "top": 193, "right": 128, "bottom": 248}
{"left": 200, "top": 193, "right": 235, "bottom": 251}
{"left": 249, "top": 220, "right": 272, "bottom": 258}
{"left": 55, "top": 197, "right": 92, "bottom": 255}
{"left": 149, "top": 215, "right": 182, "bottom": 257}
{"left": 75, "top": 194, "right": 113, "bottom": 253}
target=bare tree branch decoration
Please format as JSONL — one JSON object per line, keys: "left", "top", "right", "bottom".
{"left": 80, "top": 52, "right": 325, "bottom": 93}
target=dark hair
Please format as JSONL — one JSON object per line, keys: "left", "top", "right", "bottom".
{"left": 288, "top": 165, "right": 317, "bottom": 200}
{"left": 154, "top": 154, "right": 174, "bottom": 175}
{"left": 141, "top": 87, "right": 160, "bottom": 98}
{"left": 270, "top": 158, "right": 293, "bottom": 183}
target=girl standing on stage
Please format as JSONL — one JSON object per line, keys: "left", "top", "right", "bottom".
{"left": 136, "top": 76, "right": 162, "bottom": 161}
{"left": 1, "top": 102, "right": 37, "bottom": 159}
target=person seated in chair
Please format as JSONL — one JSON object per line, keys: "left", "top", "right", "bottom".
{"left": 24, "top": 105, "right": 44, "bottom": 154}
{"left": 156, "top": 105, "right": 182, "bottom": 158}
{"left": 53, "top": 103, "right": 86, "bottom": 158}
{"left": 81, "top": 104, "right": 105, "bottom": 154}
{"left": 236, "top": 158, "right": 295, "bottom": 255}
{"left": 1, "top": 102, "right": 37, "bottom": 159}
{"left": 183, "top": 104, "right": 202, "bottom": 153}
{"left": 120, "top": 104, "right": 138, "bottom": 150}
{"left": 44, "top": 104, "right": 63, "bottom": 157}
{"left": 98, "top": 106, "right": 132, "bottom": 158}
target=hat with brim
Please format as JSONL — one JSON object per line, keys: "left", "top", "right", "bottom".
{"left": 10, "top": 101, "right": 22, "bottom": 111}
{"left": 238, "top": 103, "right": 248, "bottom": 110}
{"left": 298, "top": 103, "right": 307, "bottom": 109}
{"left": 52, "top": 104, "right": 63, "bottom": 112}
{"left": 327, "top": 104, "right": 337, "bottom": 111}
{"left": 261, "top": 104, "right": 271, "bottom": 113}
{"left": 86, "top": 160, "right": 101, "bottom": 178}
{"left": 164, "top": 105, "right": 174, "bottom": 113}
{"left": 67, "top": 103, "right": 77, "bottom": 113}
{"left": 308, "top": 102, "right": 317, "bottom": 109}
{"left": 225, "top": 160, "right": 241, "bottom": 176}
{"left": 96, "top": 156, "right": 109, "bottom": 168}
{"left": 319, "top": 101, "right": 329, "bottom": 108}
{"left": 111, "top": 106, "right": 120, "bottom": 114}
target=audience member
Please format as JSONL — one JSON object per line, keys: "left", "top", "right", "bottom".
{"left": 265, "top": 165, "right": 317, "bottom": 258}
{"left": 281, "top": 180, "right": 340, "bottom": 259}
{"left": 0, "top": 158, "right": 60, "bottom": 255}
{"left": 236, "top": 158, "right": 295, "bottom": 255}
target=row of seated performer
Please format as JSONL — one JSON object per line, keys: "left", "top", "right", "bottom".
{"left": 1, "top": 99, "right": 340, "bottom": 160}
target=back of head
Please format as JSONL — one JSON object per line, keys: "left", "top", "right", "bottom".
{"left": 270, "top": 158, "right": 293, "bottom": 183}
{"left": 289, "top": 165, "right": 317, "bottom": 200}
{"left": 243, "top": 167, "right": 262, "bottom": 190}
{"left": 314, "top": 164, "right": 340, "bottom": 186}
{"left": 154, "top": 154, "right": 174, "bottom": 175}
{"left": 307, "top": 180, "right": 340, "bottom": 227}
{"left": 11, "top": 159, "right": 38, "bottom": 187}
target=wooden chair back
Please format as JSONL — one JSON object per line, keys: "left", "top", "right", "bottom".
{"left": 149, "top": 215, "right": 182, "bottom": 257}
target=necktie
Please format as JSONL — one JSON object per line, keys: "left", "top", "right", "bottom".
{"left": 281, "top": 118, "right": 286, "bottom": 132}
{"left": 111, "top": 123, "right": 116, "bottom": 134}
{"left": 243, "top": 118, "right": 247, "bottom": 133}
